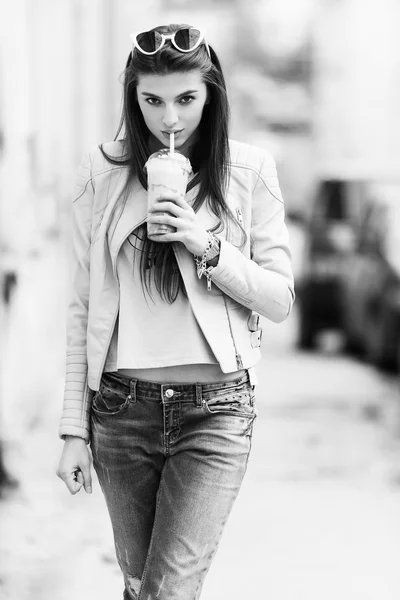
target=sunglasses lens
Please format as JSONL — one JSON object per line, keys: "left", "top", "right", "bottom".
{"left": 174, "top": 28, "right": 201, "bottom": 51}
{"left": 136, "top": 31, "right": 163, "bottom": 53}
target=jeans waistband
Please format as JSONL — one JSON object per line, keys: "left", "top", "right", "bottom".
{"left": 100, "top": 371, "right": 251, "bottom": 404}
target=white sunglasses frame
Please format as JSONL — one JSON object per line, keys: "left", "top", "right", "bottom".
{"left": 130, "top": 28, "right": 211, "bottom": 58}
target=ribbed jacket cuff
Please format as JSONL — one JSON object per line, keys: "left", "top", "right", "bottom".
{"left": 59, "top": 353, "right": 93, "bottom": 443}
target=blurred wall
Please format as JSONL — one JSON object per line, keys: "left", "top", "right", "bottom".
{"left": 312, "top": 0, "right": 400, "bottom": 180}
{"left": 0, "top": 0, "right": 316, "bottom": 253}
{"left": 4, "top": 0, "right": 399, "bottom": 244}
{"left": 0, "top": 0, "right": 165, "bottom": 254}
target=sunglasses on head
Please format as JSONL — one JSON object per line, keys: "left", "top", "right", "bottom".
{"left": 130, "top": 27, "right": 211, "bottom": 58}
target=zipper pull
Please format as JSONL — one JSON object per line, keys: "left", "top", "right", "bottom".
{"left": 204, "top": 266, "right": 213, "bottom": 291}
{"left": 236, "top": 354, "right": 243, "bottom": 369}
{"left": 236, "top": 207, "right": 243, "bottom": 224}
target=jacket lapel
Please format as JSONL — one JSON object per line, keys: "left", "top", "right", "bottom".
{"left": 108, "top": 181, "right": 147, "bottom": 274}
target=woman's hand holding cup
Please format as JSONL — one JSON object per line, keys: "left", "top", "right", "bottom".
{"left": 147, "top": 193, "right": 209, "bottom": 256}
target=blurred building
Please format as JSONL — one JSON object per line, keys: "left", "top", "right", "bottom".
{"left": 0, "top": 1, "right": 242, "bottom": 246}
{"left": 312, "top": 0, "right": 400, "bottom": 181}
{"left": 0, "top": 1, "right": 165, "bottom": 252}
{"left": 2, "top": 0, "right": 398, "bottom": 250}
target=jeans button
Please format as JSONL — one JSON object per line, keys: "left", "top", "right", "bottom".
{"left": 165, "top": 389, "right": 174, "bottom": 398}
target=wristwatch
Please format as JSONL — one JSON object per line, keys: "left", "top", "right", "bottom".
{"left": 206, "top": 235, "right": 221, "bottom": 262}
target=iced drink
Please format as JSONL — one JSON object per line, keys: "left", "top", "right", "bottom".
{"left": 145, "top": 149, "right": 192, "bottom": 240}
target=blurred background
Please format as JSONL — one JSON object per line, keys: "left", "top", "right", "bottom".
{"left": 1, "top": 0, "right": 400, "bottom": 599}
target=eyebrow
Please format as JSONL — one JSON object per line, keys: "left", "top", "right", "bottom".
{"left": 141, "top": 89, "right": 199, "bottom": 99}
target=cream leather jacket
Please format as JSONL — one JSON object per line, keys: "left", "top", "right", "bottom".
{"left": 59, "top": 139, "right": 295, "bottom": 442}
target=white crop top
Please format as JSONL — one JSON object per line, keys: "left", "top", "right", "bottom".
{"left": 114, "top": 230, "right": 218, "bottom": 369}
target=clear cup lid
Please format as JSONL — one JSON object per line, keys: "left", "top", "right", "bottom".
{"left": 145, "top": 149, "right": 192, "bottom": 172}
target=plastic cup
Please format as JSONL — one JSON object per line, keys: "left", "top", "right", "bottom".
{"left": 145, "top": 149, "right": 192, "bottom": 240}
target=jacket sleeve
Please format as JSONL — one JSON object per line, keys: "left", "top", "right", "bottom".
{"left": 209, "top": 151, "right": 295, "bottom": 323}
{"left": 58, "top": 150, "right": 95, "bottom": 443}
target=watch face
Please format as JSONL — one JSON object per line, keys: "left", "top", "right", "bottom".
{"left": 207, "top": 239, "right": 220, "bottom": 260}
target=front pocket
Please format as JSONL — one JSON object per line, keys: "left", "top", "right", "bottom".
{"left": 202, "top": 390, "right": 256, "bottom": 419}
{"left": 92, "top": 389, "right": 130, "bottom": 416}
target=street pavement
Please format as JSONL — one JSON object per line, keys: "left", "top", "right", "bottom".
{"left": 1, "top": 239, "right": 400, "bottom": 600}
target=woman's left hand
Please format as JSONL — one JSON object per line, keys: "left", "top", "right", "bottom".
{"left": 147, "top": 194, "right": 209, "bottom": 256}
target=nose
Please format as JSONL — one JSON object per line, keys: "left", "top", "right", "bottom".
{"left": 162, "top": 104, "right": 179, "bottom": 129}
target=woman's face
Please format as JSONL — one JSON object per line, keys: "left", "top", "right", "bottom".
{"left": 136, "top": 70, "right": 208, "bottom": 152}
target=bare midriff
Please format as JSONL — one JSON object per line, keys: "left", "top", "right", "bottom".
{"left": 117, "top": 363, "right": 247, "bottom": 383}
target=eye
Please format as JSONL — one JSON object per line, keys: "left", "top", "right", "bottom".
{"left": 145, "top": 97, "right": 162, "bottom": 106}
{"left": 179, "top": 95, "right": 195, "bottom": 105}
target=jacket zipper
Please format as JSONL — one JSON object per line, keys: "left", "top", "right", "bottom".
{"left": 223, "top": 296, "right": 243, "bottom": 370}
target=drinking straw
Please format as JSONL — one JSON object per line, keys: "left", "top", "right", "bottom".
{"left": 170, "top": 132, "right": 175, "bottom": 154}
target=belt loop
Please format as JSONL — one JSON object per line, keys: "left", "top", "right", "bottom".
{"left": 129, "top": 379, "right": 137, "bottom": 403}
{"left": 195, "top": 383, "right": 202, "bottom": 407}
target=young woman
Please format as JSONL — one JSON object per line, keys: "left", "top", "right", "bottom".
{"left": 56, "top": 23, "right": 294, "bottom": 600}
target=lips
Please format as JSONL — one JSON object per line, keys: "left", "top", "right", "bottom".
{"left": 162, "top": 129, "right": 183, "bottom": 140}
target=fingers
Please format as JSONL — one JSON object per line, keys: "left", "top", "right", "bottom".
{"left": 56, "top": 443, "right": 92, "bottom": 495}
{"left": 167, "top": 194, "right": 190, "bottom": 209}
{"left": 148, "top": 213, "right": 181, "bottom": 230}
{"left": 80, "top": 462, "right": 92, "bottom": 494}
{"left": 57, "top": 467, "right": 84, "bottom": 495}
{"left": 149, "top": 198, "right": 191, "bottom": 216}
{"left": 57, "top": 467, "right": 92, "bottom": 495}
{"left": 147, "top": 231, "right": 180, "bottom": 244}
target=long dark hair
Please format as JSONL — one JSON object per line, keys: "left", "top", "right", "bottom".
{"left": 100, "top": 23, "right": 242, "bottom": 303}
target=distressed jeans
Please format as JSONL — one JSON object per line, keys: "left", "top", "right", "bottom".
{"left": 90, "top": 370, "right": 257, "bottom": 600}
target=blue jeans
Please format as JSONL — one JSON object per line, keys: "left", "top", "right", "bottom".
{"left": 90, "top": 370, "right": 257, "bottom": 600}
